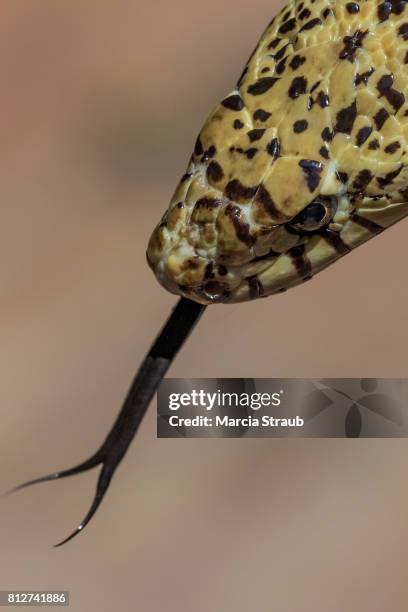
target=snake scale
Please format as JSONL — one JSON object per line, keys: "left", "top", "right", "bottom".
{"left": 148, "top": 0, "right": 408, "bottom": 304}
{"left": 13, "top": 0, "right": 408, "bottom": 544}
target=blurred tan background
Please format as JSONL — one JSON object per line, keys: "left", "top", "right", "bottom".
{"left": 1, "top": 1, "right": 408, "bottom": 610}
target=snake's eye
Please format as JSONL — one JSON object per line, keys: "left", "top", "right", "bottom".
{"left": 288, "top": 196, "right": 337, "bottom": 232}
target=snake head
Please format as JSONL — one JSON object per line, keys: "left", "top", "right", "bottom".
{"left": 147, "top": 0, "right": 408, "bottom": 304}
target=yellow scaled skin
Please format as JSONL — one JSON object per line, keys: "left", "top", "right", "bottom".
{"left": 147, "top": 0, "right": 408, "bottom": 304}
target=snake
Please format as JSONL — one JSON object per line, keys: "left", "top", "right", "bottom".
{"left": 11, "top": 0, "right": 408, "bottom": 545}
{"left": 147, "top": 0, "right": 408, "bottom": 304}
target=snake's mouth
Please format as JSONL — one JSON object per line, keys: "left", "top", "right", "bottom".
{"left": 146, "top": 247, "right": 235, "bottom": 305}
{"left": 188, "top": 281, "right": 232, "bottom": 304}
